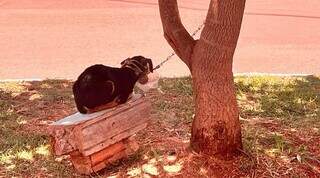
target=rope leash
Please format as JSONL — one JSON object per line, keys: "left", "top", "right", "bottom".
{"left": 153, "top": 21, "right": 206, "bottom": 71}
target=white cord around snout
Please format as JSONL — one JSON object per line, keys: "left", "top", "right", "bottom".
{"left": 135, "top": 72, "right": 160, "bottom": 92}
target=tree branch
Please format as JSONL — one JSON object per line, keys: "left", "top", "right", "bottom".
{"left": 158, "top": 0, "right": 196, "bottom": 68}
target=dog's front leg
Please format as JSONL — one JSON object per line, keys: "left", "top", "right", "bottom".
{"left": 117, "top": 92, "right": 133, "bottom": 104}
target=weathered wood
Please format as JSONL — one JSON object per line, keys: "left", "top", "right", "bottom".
{"left": 49, "top": 125, "right": 78, "bottom": 155}
{"left": 69, "top": 150, "right": 92, "bottom": 175}
{"left": 49, "top": 95, "right": 150, "bottom": 156}
{"left": 81, "top": 123, "right": 148, "bottom": 156}
{"left": 91, "top": 149, "right": 127, "bottom": 173}
{"left": 49, "top": 95, "right": 150, "bottom": 174}
{"left": 75, "top": 100, "right": 150, "bottom": 156}
{"left": 90, "top": 141, "right": 125, "bottom": 166}
{"left": 70, "top": 137, "right": 139, "bottom": 175}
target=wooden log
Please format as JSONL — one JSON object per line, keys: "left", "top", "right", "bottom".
{"left": 91, "top": 149, "right": 127, "bottom": 173}
{"left": 49, "top": 94, "right": 150, "bottom": 156}
{"left": 90, "top": 140, "right": 126, "bottom": 166}
{"left": 69, "top": 150, "right": 92, "bottom": 175}
{"left": 70, "top": 137, "right": 139, "bottom": 175}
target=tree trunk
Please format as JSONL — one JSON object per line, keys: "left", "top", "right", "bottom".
{"left": 158, "top": 0, "right": 246, "bottom": 157}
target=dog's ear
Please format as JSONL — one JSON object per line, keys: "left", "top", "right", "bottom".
{"left": 121, "top": 58, "right": 130, "bottom": 66}
{"left": 146, "top": 58, "right": 153, "bottom": 73}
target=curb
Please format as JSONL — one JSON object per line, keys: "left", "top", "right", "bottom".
{"left": 0, "top": 73, "right": 315, "bottom": 82}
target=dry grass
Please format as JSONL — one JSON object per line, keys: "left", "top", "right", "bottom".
{"left": 0, "top": 76, "right": 319, "bottom": 177}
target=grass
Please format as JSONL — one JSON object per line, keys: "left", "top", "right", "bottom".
{"left": 156, "top": 77, "right": 194, "bottom": 124}
{"left": 235, "top": 76, "right": 320, "bottom": 119}
{"left": 153, "top": 75, "right": 320, "bottom": 177}
{"left": 0, "top": 80, "right": 79, "bottom": 177}
{"left": 0, "top": 76, "right": 319, "bottom": 177}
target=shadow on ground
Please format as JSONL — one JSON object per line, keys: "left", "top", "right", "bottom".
{"left": 0, "top": 80, "right": 79, "bottom": 177}
{"left": 0, "top": 76, "right": 319, "bottom": 177}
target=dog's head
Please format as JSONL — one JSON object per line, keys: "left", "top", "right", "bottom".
{"left": 121, "top": 56, "right": 153, "bottom": 84}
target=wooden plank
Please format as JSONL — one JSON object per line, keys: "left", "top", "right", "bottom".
{"left": 49, "top": 95, "right": 150, "bottom": 156}
{"left": 90, "top": 141, "right": 126, "bottom": 166}
{"left": 75, "top": 100, "right": 150, "bottom": 155}
{"left": 91, "top": 149, "right": 127, "bottom": 173}
{"left": 70, "top": 151, "right": 92, "bottom": 175}
{"left": 69, "top": 138, "right": 139, "bottom": 175}
{"left": 51, "top": 94, "right": 145, "bottom": 127}
{"left": 49, "top": 125, "right": 78, "bottom": 155}
{"left": 89, "top": 137, "right": 139, "bottom": 166}
{"left": 75, "top": 96, "right": 146, "bottom": 127}
{"left": 80, "top": 104, "right": 149, "bottom": 150}
{"left": 82, "top": 123, "right": 148, "bottom": 156}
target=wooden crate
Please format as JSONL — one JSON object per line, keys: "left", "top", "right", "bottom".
{"left": 49, "top": 95, "right": 150, "bottom": 174}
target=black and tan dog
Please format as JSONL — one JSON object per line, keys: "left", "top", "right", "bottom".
{"left": 73, "top": 56, "right": 153, "bottom": 114}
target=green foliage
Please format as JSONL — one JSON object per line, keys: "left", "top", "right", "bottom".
{"left": 235, "top": 76, "right": 320, "bottom": 119}
{"left": 0, "top": 75, "right": 319, "bottom": 177}
{"left": 159, "top": 77, "right": 193, "bottom": 97}
{"left": 0, "top": 80, "right": 77, "bottom": 178}
{"left": 157, "top": 75, "right": 320, "bottom": 123}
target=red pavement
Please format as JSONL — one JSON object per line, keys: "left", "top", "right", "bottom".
{"left": 0, "top": 0, "right": 319, "bottom": 80}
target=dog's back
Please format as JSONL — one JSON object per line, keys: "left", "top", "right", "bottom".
{"left": 73, "top": 64, "right": 117, "bottom": 113}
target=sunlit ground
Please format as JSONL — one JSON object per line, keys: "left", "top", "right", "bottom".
{"left": 0, "top": 76, "right": 319, "bottom": 177}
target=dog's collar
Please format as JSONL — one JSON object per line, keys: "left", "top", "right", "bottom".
{"left": 121, "top": 60, "right": 146, "bottom": 76}
{"left": 123, "top": 65, "right": 141, "bottom": 76}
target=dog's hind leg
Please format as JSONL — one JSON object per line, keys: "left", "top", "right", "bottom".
{"left": 86, "top": 96, "right": 121, "bottom": 113}
{"left": 76, "top": 104, "right": 89, "bottom": 114}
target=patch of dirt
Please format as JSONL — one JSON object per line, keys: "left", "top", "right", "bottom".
{"left": 1, "top": 80, "right": 319, "bottom": 177}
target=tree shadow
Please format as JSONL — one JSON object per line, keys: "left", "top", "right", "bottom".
{"left": 0, "top": 79, "right": 82, "bottom": 177}
{"left": 13, "top": 79, "right": 75, "bottom": 121}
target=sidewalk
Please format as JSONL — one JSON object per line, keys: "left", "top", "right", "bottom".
{"left": 0, "top": 0, "right": 319, "bottom": 79}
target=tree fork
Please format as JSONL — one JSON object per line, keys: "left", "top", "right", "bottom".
{"left": 158, "top": 0, "right": 195, "bottom": 68}
{"left": 158, "top": 0, "right": 246, "bottom": 157}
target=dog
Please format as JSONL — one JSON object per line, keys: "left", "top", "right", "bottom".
{"left": 72, "top": 56, "right": 153, "bottom": 114}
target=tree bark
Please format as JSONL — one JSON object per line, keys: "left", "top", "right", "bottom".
{"left": 158, "top": 0, "right": 195, "bottom": 68}
{"left": 158, "top": 0, "right": 246, "bottom": 157}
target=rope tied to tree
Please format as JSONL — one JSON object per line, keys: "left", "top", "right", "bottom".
{"left": 153, "top": 21, "right": 206, "bottom": 71}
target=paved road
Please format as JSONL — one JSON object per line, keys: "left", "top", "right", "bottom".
{"left": 0, "top": 0, "right": 319, "bottom": 79}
